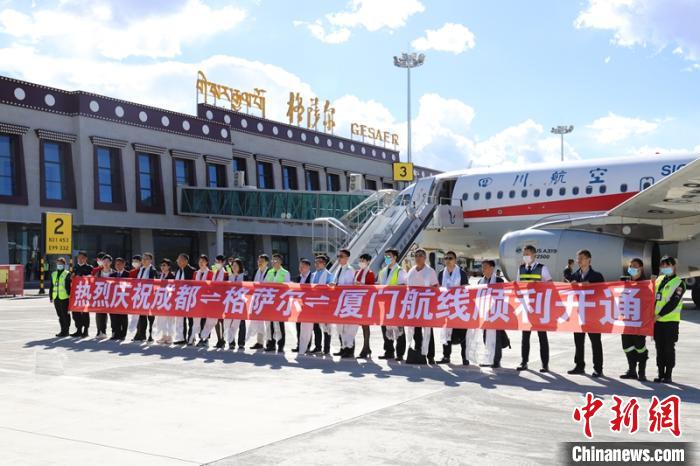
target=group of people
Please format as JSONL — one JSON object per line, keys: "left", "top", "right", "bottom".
{"left": 49, "top": 245, "right": 685, "bottom": 383}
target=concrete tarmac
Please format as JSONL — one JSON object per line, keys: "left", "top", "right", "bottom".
{"left": 0, "top": 295, "right": 698, "bottom": 465}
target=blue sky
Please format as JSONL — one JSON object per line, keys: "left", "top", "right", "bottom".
{"left": 0, "top": 0, "right": 698, "bottom": 171}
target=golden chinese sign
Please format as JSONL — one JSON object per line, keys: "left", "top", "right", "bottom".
{"left": 286, "top": 92, "right": 336, "bottom": 133}
{"left": 196, "top": 70, "right": 266, "bottom": 118}
{"left": 351, "top": 122, "right": 399, "bottom": 146}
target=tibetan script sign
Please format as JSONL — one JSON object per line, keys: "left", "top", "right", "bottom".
{"left": 196, "top": 70, "right": 266, "bottom": 118}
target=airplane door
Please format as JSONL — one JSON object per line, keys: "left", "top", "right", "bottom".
{"left": 411, "top": 177, "right": 435, "bottom": 207}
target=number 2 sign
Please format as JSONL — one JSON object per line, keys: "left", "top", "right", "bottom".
{"left": 44, "top": 212, "right": 72, "bottom": 255}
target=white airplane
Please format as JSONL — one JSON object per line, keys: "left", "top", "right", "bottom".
{"left": 406, "top": 153, "right": 700, "bottom": 306}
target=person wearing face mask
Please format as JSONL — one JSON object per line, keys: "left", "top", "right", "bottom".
{"left": 378, "top": 248, "right": 408, "bottom": 361}
{"left": 331, "top": 249, "right": 357, "bottom": 358}
{"left": 247, "top": 254, "right": 270, "bottom": 350}
{"left": 264, "top": 253, "right": 291, "bottom": 352}
{"left": 155, "top": 258, "right": 176, "bottom": 345}
{"left": 71, "top": 250, "right": 94, "bottom": 337}
{"left": 109, "top": 258, "right": 130, "bottom": 340}
{"left": 189, "top": 254, "right": 213, "bottom": 346}
{"left": 355, "top": 253, "right": 376, "bottom": 359}
{"left": 653, "top": 256, "right": 685, "bottom": 383}
{"left": 226, "top": 258, "right": 248, "bottom": 350}
{"left": 91, "top": 251, "right": 107, "bottom": 277}
{"left": 49, "top": 257, "right": 72, "bottom": 337}
{"left": 199, "top": 254, "right": 229, "bottom": 348}
{"left": 567, "top": 249, "right": 606, "bottom": 378}
{"left": 292, "top": 258, "right": 313, "bottom": 354}
{"left": 132, "top": 253, "right": 158, "bottom": 342}
{"left": 95, "top": 255, "right": 114, "bottom": 339}
{"left": 516, "top": 245, "right": 552, "bottom": 373}
{"left": 308, "top": 254, "right": 333, "bottom": 355}
{"left": 619, "top": 258, "right": 649, "bottom": 381}
{"left": 436, "top": 251, "right": 470, "bottom": 365}
{"left": 405, "top": 249, "right": 439, "bottom": 365}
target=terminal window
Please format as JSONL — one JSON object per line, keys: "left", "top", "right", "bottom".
{"left": 283, "top": 165, "right": 299, "bottom": 190}
{"left": 326, "top": 173, "right": 341, "bottom": 192}
{"left": 41, "top": 140, "right": 75, "bottom": 207}
{"left": 207, "top": 163, "right": 227, "bottom": 188}
{"left": 257, "top": 161, "right": 274, "bottom": 189}
{"left": 0, "top": 134, "right": 18, "bottom": 197}
{"left": 305, "top": 169, "right": 320, "bottom": 191}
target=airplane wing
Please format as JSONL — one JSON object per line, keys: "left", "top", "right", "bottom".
{"left": 533, "top": 156, "right": 700, "bottom": 241}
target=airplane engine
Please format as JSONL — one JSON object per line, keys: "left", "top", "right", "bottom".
{"left": 498, "top": 228, "right": 655, "bottom": 282}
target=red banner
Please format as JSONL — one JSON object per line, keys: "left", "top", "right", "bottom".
{"left": 68, "top": 277, "right": 655, "bottom": 335}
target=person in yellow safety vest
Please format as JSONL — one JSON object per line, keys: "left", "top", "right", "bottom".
{"left": 619, "top": 258, "right": 649, "bottom": 381}
{"left": 49, "top": 257, "right": 72, "bottom": 337}
{"left": 377, "top": 248, "right": 408, "bottom": 361}
{"left": 653, "top": 256, "right": 685, "bottom": 384}
{"left": 264, "top": 253, "right": 291, "bottom": 352}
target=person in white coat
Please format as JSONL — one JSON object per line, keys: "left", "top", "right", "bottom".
{"left": 198, "top": 254, "right": 228, "bottom": 347}
{"left": 478, "top": 260, "right": 509, "bottom": 369}
{"left": 155, "top": 258, "right": 175, "bottom": 345}
{"left": 405, "top": 248, "right": 439, "bottom": 364}
{"left": 331, "top": 249, "right": 356, "bottom": 358}
{"left": 247, "top": 254, "right": 270, "bottom": 350}
{"left": 226, "top": 258, "right": 248, "bottom": 350}
{"left": 189, "top": 255, "right": 213, "bottom": 346}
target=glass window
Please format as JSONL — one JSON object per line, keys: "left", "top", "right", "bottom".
{"left": 585, "top": 185, "right": 593, "bottom": 194}
{"left": 462, "top": 193, "right": 468, "bottom": 201}
{"left": 232, "top": 157, "right": 247, "bottom": 183}
{"left": 521, "top": 189, "right": 528, "bottom": 198}
{"left": 257, "top": 161, "right": 274, "bottom": 189}
{"left": 559, "top": 187, "right": 566, "bottom": 196}
{"left": 174, "top": 158, "right": 195, "bottom": 187}
{"left": 572, "top": 186, "right": 579, "bottom": 195}
{"left": 382, "top": 182, "right": 394, "bottom": 190}
{"left": 473, "top": 192, "right": 480, "bottom": 200}
{"left": 207, "top": 163, "right": 226, "bottom": 188}
{"left": 365, "top": 179, "right": 377, "bottom": 191}
{"left": 327, "top": 173, "right": 341, "bottom": 192}
{"left": 546, "top": 188, "right": 553, "bottom": 197}
{"left": 282, "top": 165, "right": 298, "bottom": 190}
{"left": 509, "top": 190, "right": 515, "bottom": 198}
{"left": 0, "top": 134, "right": 17, "bottom": 197}
{"left": 95, "top": 146, "right": 118, "bottom": 204}
{"left": 305, "top": 169, "right": 320, "bottom": 191}
{"left": 485, "top": 191, "right": 491, "bottom": 200}
{"left": 138, "top": 153, "right": 156, "bottom": 206}
{"left": 43, "top": 142, "right": 67, "bottom": 201}
{"left": 620, "top": 183, "right": 628, "bottom": 193}
{"left": 533, "top": 188, "right": 540, "bottom": 197}
{"left": 599, "top": 184, "right": 607, "bottom": 194}
{"left": 497, "top": 191, "right": 503, "bottom": 199}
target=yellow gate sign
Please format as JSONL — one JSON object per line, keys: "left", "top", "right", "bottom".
{"left": 45, "top": 212, "right": 72, "bottom": 255}
{"left": 393, "top": 162, "right": 414, "bottom": 182}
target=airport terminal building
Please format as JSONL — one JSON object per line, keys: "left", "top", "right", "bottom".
{"left": 0, "top": 75, "right": 439, "bottom": 276}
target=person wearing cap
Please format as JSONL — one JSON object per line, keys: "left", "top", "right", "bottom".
{"left": 95, "top": 254, "right": 114, "bottom": 339}
{"left": 292, "top": 258, "right": 313, "bottom": 353}
{"left": 49, "top": 257, "right": 72, "bottom": 337}
{"left": 308, "top": 254, "right": 333, "bottom": 354}
{"left": 567, "top": 249, "right": 606, "bottom": 378}
{"left": 264, "top": 253, "right": 291, "bottom": 352}
{"left": 653, "top": 256, "right": 685, "bottom": 383}
{"left": 619, "top": 258, "right": 649, "bottom": 381}
{"left": 332, "top": 249, "right": 357, "bottom": 358}
{"left": 132, "top": 253, "right": 158, "bottom": 342}
{"left": 71, "top": 250, "right": 94, "bottom": 337}
{"left": 109, "top": 258, "right": 130, "bottom": 340}
{"left": 354, "top": 253, "right": 376, "bottom": 359}
{"left": 378, "top": 248, "right": 408, "bottom": 361}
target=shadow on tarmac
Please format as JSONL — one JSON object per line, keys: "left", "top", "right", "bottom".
{"left": 24, "top": 335, "right": 700, "bottom": 402}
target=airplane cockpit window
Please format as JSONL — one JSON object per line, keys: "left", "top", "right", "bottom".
{"left": 585, "top": 186, "right": 593, "bottom": 194}
{"left": 473, "top": 192, "right": 480, "bottom": 200}
{"left": 559, "top": 187, "right": 566, "bottom": 196}
{"left": 497, "top": 191, "right": 503, "bottom": 199}
{"left": 620, "top": 183, "right": 628, "bottom": 192}
{"left": 521, "top": 189, "right": 528, "bottom": 198}
{"left": 509, "top": 190, "right": 515, "bottom": 198}
{"left": 485, "top": 191, "right": 492, "bottom": 200}
{"left": 572, "top": 186, "right": 579, "bottom": 195}
{"left": 533, "top": 188, "right": 540, "bottom": 197}
{"left": 546, "top": 188, "right": 553, "bottom": 196}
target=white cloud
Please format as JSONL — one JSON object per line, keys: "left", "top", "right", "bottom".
{"left": 298, "top": 0, "right": 425, "bottom": 44}
{"left": 411, "top": 23, "right": 476, "bottom": 54}
{"left": 575, "top": 0, "right": 700, "bottom": 61}
{"left": 628, "top": 144, "right": 700, "bottom": 156}
{"left": 0, "top": 0, "right": 246, "bottom": 59}
{"left": 586, "top": 112, "right": 659, "bottom": 144}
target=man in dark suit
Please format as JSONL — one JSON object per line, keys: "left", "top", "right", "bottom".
{"left": 436, "top": 251, "right": 471, "bottom": 365}
{"left": 109, "top": 258, "right": 131, "bottom": 340}
{"left": 567, "top": 249, "right": 606, "bottom": 378}
{"left": 292, "top": 258, "right": 312, "bottom": 353}
{"left": 71, "top": 250, "right": 94, "bottom": 337}
{"left": 173, "top": 253, "right": 196, "bottom": 345}
{"left": 133, "top": 252, "right": 158, "bottom": 342}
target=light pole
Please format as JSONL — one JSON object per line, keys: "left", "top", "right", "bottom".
{"left": 393, "top": 52, "right": 425, "bottom": 165}
{"left": 551, "top": 125, "right": 574, "bottom": 162}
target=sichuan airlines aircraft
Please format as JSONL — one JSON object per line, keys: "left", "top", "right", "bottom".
{"left": 409, "top": 153, "right": 700, "bottom": 305}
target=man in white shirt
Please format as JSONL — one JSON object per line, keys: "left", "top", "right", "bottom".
{"left": 247, "top": 254, "right": 270, "bottom": 350}
{"left": 331, "top": 249, "right": 357, "bottom": 358}
{"left": 405, "top": 248, "right": 439, "bottom": 364}
{"left": 308, "top": 254, "right": 333, "bottom": 354}
{"left": 378, "top": 248, "right": 408, "bottom": 361}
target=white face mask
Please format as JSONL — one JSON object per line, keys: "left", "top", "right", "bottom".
{"left": 96, "top": 259, "right": 103, "bottom": 267}
{"left": 523, "top": 255, "right": 533, "bottom": 265}
{"left": 56, "top": 264, "right": 65, "bottom": 271}
{"left": 132, "top": 261, "right": 141, "bottom": 269}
